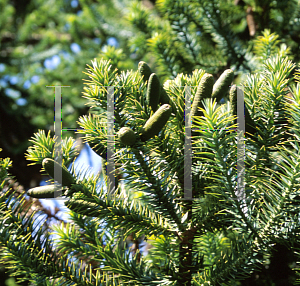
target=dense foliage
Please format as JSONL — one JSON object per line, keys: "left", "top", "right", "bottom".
{"left": 1, "top": 29, "right": 300, "bottom": 285}
{"left": 2, "top": 0, "right": 300, "bottom": 285}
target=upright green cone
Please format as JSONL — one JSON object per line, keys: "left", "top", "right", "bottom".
{"left": 42, "top": 158, "right": 75, "bottom": 188}
{"left": 191, "top": 73, "right": 214, "bottom": 123}
{"left": 229, "top": 84, "right": 238, "bottom": 119}
{"left": 140, "top": 104, "right": 172, "bottom": 142}
{"left": 147, "top": 73, "right": 161, "bottom": 112}
{"left": 138, "top": 61, "right": 172, "bottom": 109}
{"left": 138, "top": 61, "right": 153, "bottom": 82}
{"left": 212, "top": 69, "right": 234, "bottom": 102}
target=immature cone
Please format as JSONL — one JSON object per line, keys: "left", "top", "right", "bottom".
{"left": 118, "top": 127, "right": 136, "bottom": 146}
{"left": 191, "top": 73, "right": 214, "bottom": 124}
{"left": 42, "top": 158, "right": 75, "bottom": 188}
{"left": 27, "top": 184, "right": 64, "bottom": 198}
{"left": 229, "top": 84, "right": 238, "bottom": 118}
{"left": 138, "top": 61, "right": 153, "bottom": 82}
{"left": 146, "top": 73, "right": 161, "bottom": 112}
{"left": 212, "top": 69, "right": 234, "bottom": 102}
{"left": 138, "top": 61, "right": 172, "bottom": 111}
{"left": 140, "top": 104, "right": 172, "bottom": 142}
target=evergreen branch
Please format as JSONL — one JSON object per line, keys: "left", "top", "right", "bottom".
{"left": 147, "top": 32, "right": 178, "bottom": 79}
{"left": 125, "top": 0, "right": 154, "bottom": 37}
{"left": 192, "top": 98, "right": 270, "bottom": 250}
{"left": 98, "top": 240, "right": 178, "bottom": 285}
{"left": 196, "top": 0, "right": 250, "bottom": 71}
{"left": 155, "top": 131, "right": 184, "bottom": 194}
{"left": 143, "top": 234, "right": 180, "bottom": 279}
{"left": 253, "top": 29, "right": 282, "bottom": 63}
{"left": 254, "top": 138, "right": 300, "bottom": 243}
{"left": 0, "top": 190, "right": 60, "bottom": 283}
{"left": 130, "top": 146, "right": 184, "bottom": 231}
{"left": 167, "top": 2, "right": 200, "bottom": 63}
{"left": 192, "top": 193, "right": 236, "bottom": 233}
{"left": 193, "top": 232, "right": 267, "bottom": 285}
{"left": 77, "top": 113, "right": 108, "bottom": 159}
{"left": 0, "top": 186, "right": 121, "bottom": 285}
{"left": 180, "top": 1, "right": 228, "bottom": 70}
{"left": 82, "top": 58, "right": 119, "bottom": 109}
{"left": 64, "top": 192, "right": 177, "bottom": 238}
{"left": 51, "top": 220, "right": 105, "bottom": 273}
{"left": 156, "top": 0, "right": 224, "bottom": 72}
{"left": 25, "top": 130, "right": 78, "bottom": 167}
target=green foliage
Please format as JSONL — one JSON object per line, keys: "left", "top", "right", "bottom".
{"left": 3, "top": 20, "right": 300, "bottom": 286}
{"left": 25, "top": 130, "right": 79, "bottom": 167}
{"left": 253, "top": 29, "right": 291, "bottom": 63}
{"left": 146, "top": 73, "right": 161, "bottom": 112}
{"left": 126, "top": 0, "right": 300, "bottom": 82}
{"left": 0, "top": 0, "right": 142, "bottom": 198}
{"left": 0, "top": 0, "right": 137, "bottom": 132}
{"left": 140, "top": 104, "right": 172, "bottom": 142}
{"left": 27, "top": 184, "right": 65, "bottom": 199}
{"left": 77, "top": 113, "right": 108, "bottom": 160}
{"left": 0, "top": 148, "right": 12, "bottom": 181}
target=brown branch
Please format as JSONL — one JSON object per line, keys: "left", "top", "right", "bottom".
{"left": 177, "top": 227, "right": 197, "bottom": 286}
{"left": 246, "top": 6, "right": 256, "bottom": 37}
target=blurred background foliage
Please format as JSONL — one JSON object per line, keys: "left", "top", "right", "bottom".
{"left": 1, "top": 0, "right": 300, "bottom": 285}
{"left": 0, "top": 0, "right": 139, "bottom": 192}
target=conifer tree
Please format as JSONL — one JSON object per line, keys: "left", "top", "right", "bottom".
{"left": 1, "top": 30, "right": 300, "bottom": 285}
